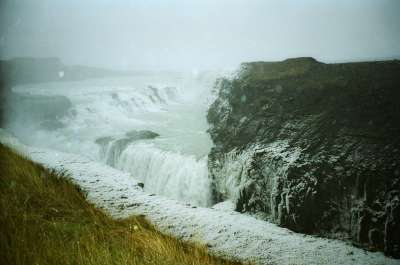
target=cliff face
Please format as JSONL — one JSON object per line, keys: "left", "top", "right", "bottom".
{"left": 207, "top": 58, "right": 400, "bottom": 257}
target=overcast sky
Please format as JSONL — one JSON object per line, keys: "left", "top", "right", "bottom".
{"left": 0, "top": 0, "right": 399, "bottom": 71}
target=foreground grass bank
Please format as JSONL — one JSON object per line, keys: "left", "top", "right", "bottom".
{"left": 0, "top": 144, "right": 243, "bottom": 265}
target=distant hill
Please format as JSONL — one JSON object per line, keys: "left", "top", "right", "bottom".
{"left": 0, "top": 57, "right": 132, "bottom": 87}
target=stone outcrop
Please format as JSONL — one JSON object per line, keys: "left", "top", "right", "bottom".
{"left": 95, "top": 130, "right": 160, "bottom": 167}
{"left": 207, "top": 57, "right": 400, "bottom": 257}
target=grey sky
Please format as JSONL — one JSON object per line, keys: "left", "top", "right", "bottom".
{"left": 1, "top": 0, "right": 399, "bottom": 71}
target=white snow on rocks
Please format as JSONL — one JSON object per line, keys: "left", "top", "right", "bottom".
{"left": 1, "top": 130, "right": 399, "bottom": 265}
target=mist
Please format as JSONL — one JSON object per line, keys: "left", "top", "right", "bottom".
{"left": 1, "top": 0, "right": 400, "bottom": 71}
{"left": 1, "top": 1, "right": 400, "bottom": 264}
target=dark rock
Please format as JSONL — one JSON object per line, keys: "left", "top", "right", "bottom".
{"left": 125, "top": 130, "right": 160, "bottom": 140}
{"left": 95, "top": 130, "right": 159, "bottom": 167}
{"left": 137, "top": 182, "right": 145, "bottom": 189}
{"left": 148, "top": 85, "right": 166, "bottom": 103}
{"left": 207, "top": 57, "right": 400, "bottom": 257}
{"left": 95, "top": 136, "right": 114, "bottom": 145}
{"left": 126, "top": 203, "right": 141, "bottom": 208}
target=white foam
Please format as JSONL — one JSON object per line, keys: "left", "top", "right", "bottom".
{"left": 115, "top": 143, "right": 211, "bottom": 207}
{"left": 2, "top": 132, "right": 397, "bottom": 265}
{"left": 8, "top": 73, "right": 217, "bottom": 205}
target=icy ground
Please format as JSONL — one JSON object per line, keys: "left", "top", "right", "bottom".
{"left": 1, "top": 131, "right": 399, "bottom": 265}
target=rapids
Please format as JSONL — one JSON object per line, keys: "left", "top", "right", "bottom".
{"left": 7, "top": 72, "right": 218, "bottom": 206}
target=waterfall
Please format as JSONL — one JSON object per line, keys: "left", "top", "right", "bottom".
{"left": 11, "top": 74, "right": 216, "bottom": 207}
{"left": 119, "top": 144, "right": 211, "bottom": 207}
{"left": 100, "top": 140, "right": 212, "bottom": 207}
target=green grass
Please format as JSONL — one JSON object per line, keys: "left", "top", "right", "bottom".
{"left": 0, "top": 143, "right": 244, "bottom": 265}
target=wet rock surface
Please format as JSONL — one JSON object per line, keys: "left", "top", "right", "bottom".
{"left": 207, "top": 57, "right": 400, "bottom": 257}
{"left": 2, "top": 129, "right": 399, "bottom": 265}
{"left": 95, "top": 130, "right": 160, "bottom": 167}
{"left": 125, "top": 130, "right": 160, "bottom": 140}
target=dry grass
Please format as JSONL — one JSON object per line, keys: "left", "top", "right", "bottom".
{"left": 0, "top": 143, "right": 244, "bottom": 265}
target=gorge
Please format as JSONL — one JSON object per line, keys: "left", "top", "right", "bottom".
{"left": 1, "top": 57, "right": 399, "bottom": 263}
{"left": 207, "top": 57, "right": 400, "bottom": 257}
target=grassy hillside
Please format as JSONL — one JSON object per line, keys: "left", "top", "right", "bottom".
{"left": 0, "top": 143, "right": 243, "bottom": 265}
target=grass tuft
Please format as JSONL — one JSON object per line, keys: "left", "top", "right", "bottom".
{"left": 0, "top": 143, "right": 244, "bottom": 265}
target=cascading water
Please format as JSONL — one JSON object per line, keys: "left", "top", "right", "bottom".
{"left": 8, "top": 72, "right": 218, "bottom": 206}
{"left": 97, "top": 137, "right": 211, "bottom": 206}
{"left": 117, "top": 143, "right": 210, "bottom": 206}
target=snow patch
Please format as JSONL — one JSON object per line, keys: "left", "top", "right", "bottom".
{"left": 1, "top": 131, "right": 398, "bottom": 265}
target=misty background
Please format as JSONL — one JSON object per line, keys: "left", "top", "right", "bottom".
{"left": 1, "top": 0, "right": 400, "bottom": 71}
{"left": 1, "top": 1, "right": 400, "bottom": 263}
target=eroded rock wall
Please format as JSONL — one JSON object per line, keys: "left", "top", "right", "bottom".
{"left": 207, "top": 58, "right": 400, "bottom": 257}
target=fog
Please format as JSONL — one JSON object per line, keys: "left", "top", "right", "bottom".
{"left": 1, "top": 1, "right": 400, "bottom": 262}
{"left": 1, "top": 0, "right": 400, "bottom": 71}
